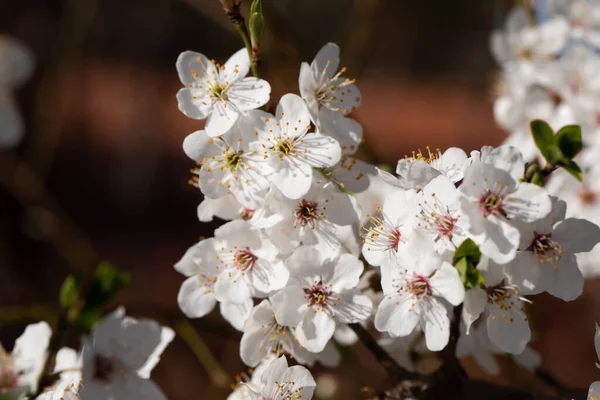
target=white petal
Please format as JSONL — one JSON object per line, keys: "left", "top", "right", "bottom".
{"left": 430, "top": 262, "right": 465, "bottom": 306}
{"left": 277, "top": 93, "right": 311, "bottom": 135}
{"left": 334, "top": 291, "right": 372, "bottom": 324}
{"left": 0, "top": 36, "right": 35, "bottom": 88}
{"left": 251, "top": 258, "right": 289, "bottom": 294}
{"left": 220, "top": 48, "right": 250, "bottom": 84}
{"left": 270, "top": 285, "right": 306, "bottom": 327}
{"left": 506, "top": 183, "right": 551, "bottom": 222}
{"left": 137, "top": 327, "right": 175, "bottom": 378}
{"left": 299, "top": 62, "right": 319, "bottom": 121}
{"left": 204, "top": 100, "right": 239, "bottom": 136}
{"left": 182, "top": 130, "right": 211, "bottom": 162}
{"left": 326, "top": 254, "right": 364, "bottom": 292}
{"left": 220, "top": 299, "right": 253, "bottom": 332}
{"left": 297, "top": 134, "right": 342, "bottom": 168}
{"left": 176, "top": 50, "right": 216, "bottom": 86}
{"left": 177, "top": 275, "right": 217, "bottom": 318}
{"left": 554, "top": 218, "right": 600, "bottom": 254}
{"left": 176, "top": 88, "right": 212, "bottom": 120}
{"left": 374, "top": 295, "right": 419, "bottom": 337}
{"left": 13, "top": 322, "right": 51, "bottom": 390}
{"left": 486, "top": 306, "right": 531, "bottom": 354}
{"left": 589, "top": 381, "right": 600, "bottom": 400}
{"left": 228, "top": 78, "right": 271, "bottom": 111}
{"left": 280, "top": 365, "right": 316, "bottom": 399}
{"left": 214, "top": 269, "right": 252, "bottom": 303}
{"left": 545, "top": 253, "right": 583, "bottom": 301}
{"left": 272, "top": 159, "right": 313, "bottom": 199}
{"left": 422, "top": 298, "right": 451, "bottom": 351}
{"left": 296, "top": 311, "right": 336, "bottom": 353}
{"left": 462, "top": 286, "right": 487, "bottom": 333}
{"left": 478, "top": 217, "right": 520, "bottom": 264}
{"left": 311, "top": 43, "right": 340, "bottom": 82}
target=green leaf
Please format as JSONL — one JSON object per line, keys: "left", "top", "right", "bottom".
{"left": 85, "top": 262, "right": 131, "bottom": 309}
{"left": 59, "top": 274, "right": 79, "bottom": 309}
{"left": 453, "top": 239, "right": 481, "bottom": 265}
{"left": 530, "top": 119, "right": 555, "bottom": 161}
{"left": 560, "top": 159, "right": 583, "bottom": 181}
{"left": 75, "top": 308, "right": 102, "bottom": 332}
{"left": 555, "top": 125, "right": 582, "bottom": 159}
{"left": 530, "top": 172, "right": 545, "bottom": 186}
{"left": 454, "top": 257, "right": 485, "bottom": 290}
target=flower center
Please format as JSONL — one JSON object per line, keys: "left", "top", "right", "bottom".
{"left": 315, "top": 64, "right": 357, "bottom": 114}
{"left": 303, "top": 282, "right": 332, "bottom": 308}
{"left": 361, "top": 207, "right": 403, "bottom": 254}
{"left": 210, "top": 84, "right": 227, "bottom": 100}
{"left": 241, "top": 208, "right": 255, "bottom": 221}
{"left": 294, "top": 200, "right": 320, "bottom": 228}
{"left": 224, "top": 150, "right": 243, "bottom": 171}
{"left": 234, "top": 249, "right": 257, "bottom": 271}
{"left": 0, "top": 359, "right": 19, "bottom": 391}
{"left": 437, "top": 215, "right": 456, "bottom": 237}
{"left": 478, "top": 190, "right": 505, "bottom": 217}
{"left": 408, "top": 275, "right": 431, "bottom": 299}
{"left": 404, "top": 146, "right": 440, "bottom": 164}
{"left": 389, "top": 228, "right": 401, "bottom": 252}
{"left": 276, "top": 139, "right": 293, "bottom": 155}
{"left": 93, "top": 354, "right": 115, "bottom": 383}
{"left": 580, "top": 187, "right": 597, "bottom": 206}
{"left": 529, "top": 233, "right": 562, "bottom": 264}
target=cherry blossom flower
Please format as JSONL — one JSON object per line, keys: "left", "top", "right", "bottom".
{"left": 298, "top": 43, "right": 361, "bottom": 122}
{"left": 263, "top": 177, "right": 358, "bottom": 257}
{"left": 184, "top": 111, "right": 273, "bottom": 208}
{"left": 374, "top": 235, "right": 465, "bottom": 351}
{"left": 461, "top": 257, "right": 531, "bottom": 354}
{"left": 0, "top": 322, "right": 51, "bottom": 398}
{"left": 0, "top": 36, "right": 34, "bottom": 148}
{"left": 251, "top": 94, "right": 341, "bottom": 199}
{"left": 458, "top": 159, "right": 552, "bottom": 264}
{"left": 270, "top": 247, "right": 372, "bottom": 353}
{"left": 176, "top": 48, "right": 270, "bottom": 136}
{"left": 361, "top": 189, "right": 414, "bottom": 269}
{"left": 407, "top": 175, "right": 467, "bottom": 252}
{"left": 244, "top": 356, "right": 316, "bottom": 400}
{"left": 211, "top": 220, "right": 289, "bottom": 303}
{"left": 381, "top": 147, "right": 468, "bottom": 191}
{"left": 505, "top": 197, "right": 600, "bottom": 300}
{"left": 240, "top": 300, "right": 340, "bottom": 368}
{"left": 79, "top": 308, "right": 174, "bottom": 400}
{"left": 175, "top": 238, "right": 253, "bottom": 330}
{"left": 316, "top": 107, "right": 363, "bottom": 156}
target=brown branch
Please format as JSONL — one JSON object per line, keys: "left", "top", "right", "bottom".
{"left": 349, "top": 323, "right": 421, "bottom": 383}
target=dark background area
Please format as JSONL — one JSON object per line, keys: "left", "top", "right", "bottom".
{"left": 1, "top": 0, "right": 598, "bottom": 398}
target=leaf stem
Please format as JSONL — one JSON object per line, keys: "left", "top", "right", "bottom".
{"left": 220, "top": 1, "right": 260, "bottom": 78}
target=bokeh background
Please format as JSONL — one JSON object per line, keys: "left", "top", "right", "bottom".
{"left": 1, "top": 0, "right": 598, "bottom": 398}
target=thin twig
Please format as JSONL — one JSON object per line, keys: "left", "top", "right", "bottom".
{"left": 174, "top": 318, "right": 232, "bottom": 389}
{"left": 349, "top": 323, "right": 420, "bottom": 382}
{"left": 535, "top": 368, "right": 588, "bottom": 398}
{"left": 219, "top": 0, "right": 259, "bottom": 78}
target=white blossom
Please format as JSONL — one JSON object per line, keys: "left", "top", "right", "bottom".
{"left": 79, "top": 308, "right": 173, "bottom": 400}
{"left": 176, "top": 48, "right": 270, "bottom": 136}
{"left": 271, "top": 247, "right": 372, "bottom": 353}
{"left": 375, "top": 234, "right": 465, "bottom": 351}
{"left": 244, "top": 356, "right": 316, "bottom": 400}
{"left": 0, "top": 322, "right": 51, "bottom": 398}
{"left": 298, "top": 43, "right": 361, "bottom": 122}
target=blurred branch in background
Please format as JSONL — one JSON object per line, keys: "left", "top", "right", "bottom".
{"left": 24, "top": 0, "right": 100, "bottom": 178}
{"left": 0, "top": 152, "right": 99, "bottom": 277}
{"left": 174, "top": 318, "right": 232, "bottom": 390}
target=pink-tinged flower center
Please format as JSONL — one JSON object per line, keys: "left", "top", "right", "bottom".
{"left": 436, "top": 215, "right": 456, "bottom": 237}
{"left": 93, "top": 354, "right": 115, "bottom": 383}
{"left": 303, "top": 282, "right": 332, "bottom": 308}
{"left": 529, "top": 233, "right": 562, "bottom": 264}
{"left": 295, "top": 200, "right": 320, "bottom": 228}
{"left": 408, "top": 275, "right": 431, "bottom": 299}
{"left": 241, "top": 208, "right": 255, "bottom": 221}
{"left": 0, "top": 364, "right": 18, "bottom": 391}
{"left": 234, "top": 249, "right": 258, "bottom": 271}
{"left": 478, "top": 190, "right": 505, "bottom": 217}
{"left": 389, "top": 228, "right": 401, "bottom": 252}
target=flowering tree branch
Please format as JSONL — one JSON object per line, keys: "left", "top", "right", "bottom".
{"left": 219, "top": 0, "right": 260, "bottom": 78}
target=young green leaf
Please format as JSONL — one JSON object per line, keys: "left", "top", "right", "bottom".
{"left": 59, "top": 274, "right": 79, "bottom": 309}
{"left": 530, "top": 119, "right": 555, "bottom": 161}
{"left": 453, "top": 238, "right": 481, "bottom": 265}
{"left": 555, "top": 125, "right": 583, "bottom": 159}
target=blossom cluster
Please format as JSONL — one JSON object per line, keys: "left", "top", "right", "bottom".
{"left": 1, "top": 308, "right": 174, "bottom": 400}
{"left": 172, "top": 39, "right": 600, "bottom": 397}
{"left": 491, "top": 0, "right": 600, "bottom": 277}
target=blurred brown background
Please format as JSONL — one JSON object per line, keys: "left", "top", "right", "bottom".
{"left": 1, "top": 0, "right": 598, "bottom": 398}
